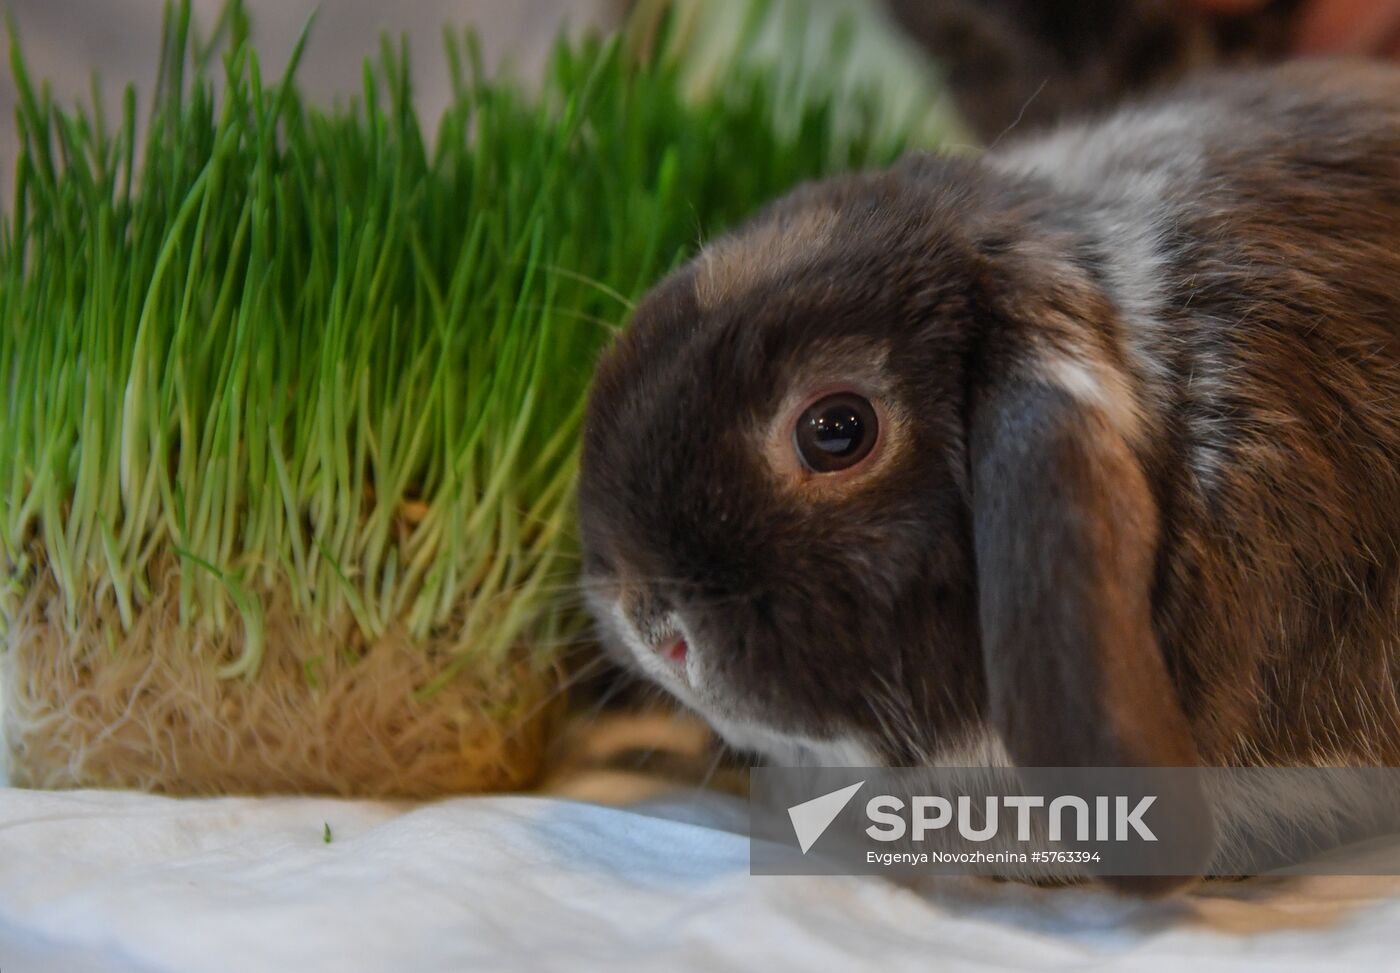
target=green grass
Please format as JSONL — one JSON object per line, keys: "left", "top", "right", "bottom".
{"left": 0, "top": 0, "right": 923, "bottom": 692}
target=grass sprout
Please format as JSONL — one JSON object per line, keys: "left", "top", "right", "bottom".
{"left": 0, "top": 0, "right": 921, "bottom": 792}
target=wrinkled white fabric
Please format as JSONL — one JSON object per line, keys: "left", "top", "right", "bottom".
{"left": 2, "top": 786, "right": 1400, "bottom": 972}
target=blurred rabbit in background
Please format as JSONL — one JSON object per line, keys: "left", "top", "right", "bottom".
{"left": 886, "top": 0, "right": 1400, "bottom": 141}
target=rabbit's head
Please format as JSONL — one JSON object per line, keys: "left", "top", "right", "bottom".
{"left": 579, "top": 158, "right": 1199, "bottom": 780}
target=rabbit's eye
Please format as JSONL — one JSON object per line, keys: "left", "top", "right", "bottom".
{"left": 793, "top": 393, "right": 879, "bottom": 473}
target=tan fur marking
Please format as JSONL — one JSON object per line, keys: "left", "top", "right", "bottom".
{"left": 694, "top": 207, "right": 840, "bottom": 310}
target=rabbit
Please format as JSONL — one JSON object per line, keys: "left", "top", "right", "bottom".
{"left": 882, "top": 0, "right": 1304, "bottom": 142}
{"left": 577, "top": 61, "right": 1400, "bottom": 890}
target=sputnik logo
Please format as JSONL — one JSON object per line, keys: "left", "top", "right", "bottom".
{"left": 787, "top": 780, "right": 865, "bottom": 854}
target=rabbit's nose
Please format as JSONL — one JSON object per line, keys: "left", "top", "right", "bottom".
{"left": 652, "top": 632, "right": 688, "bottom": 665}
{"left": 627, "top": 589, "right": 673, "bottom": 638}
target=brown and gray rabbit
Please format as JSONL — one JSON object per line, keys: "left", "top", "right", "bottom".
{"left": 578, "top": 61, "right": 1400, "bottom": 886}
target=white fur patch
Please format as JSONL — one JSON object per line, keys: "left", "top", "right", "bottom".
{"left": 990, "top": 104, "right": 1209, "bottom": 193}
{"left": 1036, "top": 350, "right": 1144, "bottom": 443}
{"left": 991, "top": 103, "right": 1218, "bottom": 451}
{"left": 704, "top": 713, "right": 882, "bottom": 768}
{"left": 927, "top": 729, "right": 1014, "bottom": 769}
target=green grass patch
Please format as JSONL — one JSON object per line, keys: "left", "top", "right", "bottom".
{"left": 0, "top": 0, "right": 927, "bottom": 696}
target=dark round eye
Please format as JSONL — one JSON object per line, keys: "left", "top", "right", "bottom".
{"left": 793, "top": 393, "right": 879, "bottom": 473}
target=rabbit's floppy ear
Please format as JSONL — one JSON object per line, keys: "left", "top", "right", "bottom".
{"left": 968, "top": 254, "right": 1213, "bottom": 892}
{"left": 970, "top": 377, "right": 1197, "bottom": 768}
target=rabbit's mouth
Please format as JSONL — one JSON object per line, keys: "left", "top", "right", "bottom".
{"left": 593, "top": 587, "right": 888, "bottom": 767}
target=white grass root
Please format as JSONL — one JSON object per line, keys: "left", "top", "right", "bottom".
{"left": 3, "top": 562, "right": 559, "bottom": 797}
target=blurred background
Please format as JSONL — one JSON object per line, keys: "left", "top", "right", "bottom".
{"left": 9, "top": 0, "right": 1394, "bottom": 202}
{"left": 2, "top": 1, "right": 621, "bottom": 112}
{"left": 0, "top": 0, "right": 970, "bottom": 198}
{"left": 0, "top": 1, "right": 617, "bottom": 192}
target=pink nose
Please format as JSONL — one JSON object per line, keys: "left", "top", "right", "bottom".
{"left": 657, "top": 634, "right": 688, "bottom": 664}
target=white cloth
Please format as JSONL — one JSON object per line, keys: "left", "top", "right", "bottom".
{"left": 2, "top": 786, "right": 1400, "bottom": 972}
